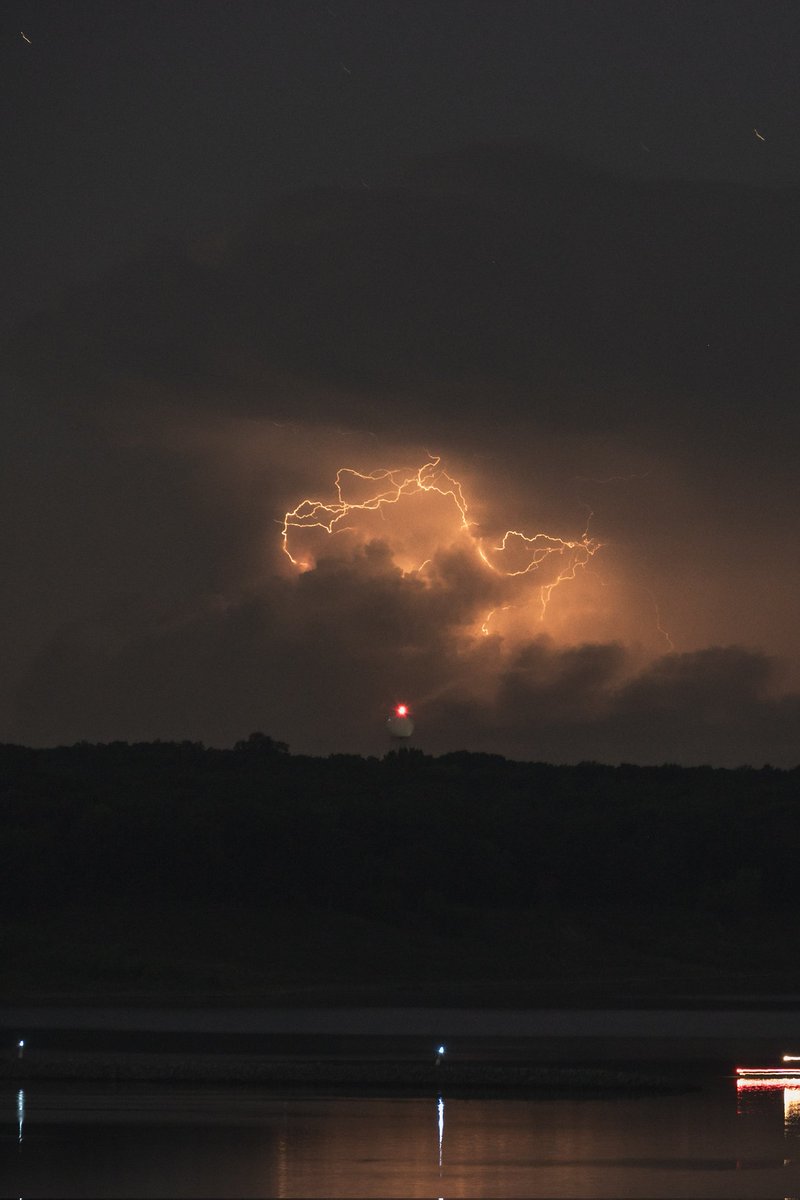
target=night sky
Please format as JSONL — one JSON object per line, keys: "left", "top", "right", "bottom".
{"left": 3, "top": 0, "right": 800, "bottom": 764}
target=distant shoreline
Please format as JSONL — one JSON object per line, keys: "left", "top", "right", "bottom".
{"left": 6, "top": 980, "right": 800, "bottom": 1010}
{"left": 1, "top": 1050, "right": 688, "bottom": 1092}
{"left": 4, "top": 1001, "right": 800, "bottom": 1034}
{"left": 2, "top": 1003, "right": 798, "bottom": 1075}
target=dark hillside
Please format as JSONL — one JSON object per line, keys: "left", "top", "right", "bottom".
{"left": 2, "top": 737, "right": 799, "bottom": 1000}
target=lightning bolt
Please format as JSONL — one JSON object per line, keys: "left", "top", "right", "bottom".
{"left": 281, "top": 456, "right": 603, "bottom": 628}
{"left": 481, "top": 605, "right": 514, "bottom": 636}
{"left": 480, "top": 506, "right": 600, "bottom": 609}
{"left": 281, "top": 457, "right": 470, "bottom": 568}
{"left": 640, "top": 585, "right": 675, "bottom": 651}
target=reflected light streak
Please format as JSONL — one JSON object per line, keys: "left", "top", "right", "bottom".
{"left": 736, "top": 1076, "right": 800, "bottom": 1087}
{"left": 437, "top": 1094, "right": 444, "bottom": 1171}
{"left": 736, "top": 1077, "right": 800, "bottom": 1137}
{"left": 785, "top": 1087, "right": 800, "bottom": 1131}
{"left": 276, "top": 1131, "right": 288, "bottom": 1199}
{"left": 17, "top": 1087, "right": 24, "bottom": 1143}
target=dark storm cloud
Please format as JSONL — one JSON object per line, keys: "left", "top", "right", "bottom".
{"left": 6, "top": 0, "right": 800, "bottom": 337}
{"left": 9, "top": 143, "right": 800, "bottom": 436}
{"left": 3, "top": 143, "right": 799, "bottom": 761}
{"left": 436, "top": 641, "right": 800, "bottom": 767}
{"left": 13, "top": 541, "right": 799, "bottom": 766}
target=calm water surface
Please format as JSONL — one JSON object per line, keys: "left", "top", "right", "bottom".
{"left": 5, "top": 1073, "right": 800, "bottom": 1198}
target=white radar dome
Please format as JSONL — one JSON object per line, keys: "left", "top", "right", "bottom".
{"left": 387, "top": 704, "right": 414, "bottom": 738}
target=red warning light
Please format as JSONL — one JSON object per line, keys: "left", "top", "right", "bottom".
{"left": 396, "top": 704, "right": 408, "bottom": 717}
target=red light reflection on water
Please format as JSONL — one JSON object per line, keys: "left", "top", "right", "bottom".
{"left": 736, "top": 1077, "right": 800, "bottom": 1090}
{"left": 735, "top": 1075, "right": 800, "bottom": 1137}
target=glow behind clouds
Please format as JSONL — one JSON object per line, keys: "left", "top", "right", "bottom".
{"left": 281, "top": 454, "right": 604, "bottom": 639}
{"left": 3, "top": 400, "right": 798, "bottom": 765}
{"left": 3, "top": 133, "right": 799, "bottom": 764}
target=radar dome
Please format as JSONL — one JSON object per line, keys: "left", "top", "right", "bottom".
{"left": 387, "top": 704, "right": 414, "bottom": 738}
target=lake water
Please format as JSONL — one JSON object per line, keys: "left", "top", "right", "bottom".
{"left": 4, "top": 1007, "right": 800, "bottom": 1197}
{"left": 5, "top": 1073, "right": 800, "bottom": 1198}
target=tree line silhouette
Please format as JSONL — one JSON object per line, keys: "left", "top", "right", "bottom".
{"left": 2, "top": 733, "right": 798, "bottom": 918}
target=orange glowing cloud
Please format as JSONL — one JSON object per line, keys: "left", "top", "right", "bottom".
{"left": 281, "top": 455, "right": 604, "bottom": 639}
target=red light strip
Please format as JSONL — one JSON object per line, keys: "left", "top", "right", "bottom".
{"left": 736, "top": 1076, "right": 800, "bottom": 1090}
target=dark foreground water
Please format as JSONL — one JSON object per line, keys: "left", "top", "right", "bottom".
{"left": 4, "top": 1007, "right": 800, "bottom": 1198}
{"left": 5, "top": 1072, "right": 800, "bottom": 1198}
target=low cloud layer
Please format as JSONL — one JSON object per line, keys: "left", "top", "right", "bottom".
{"left": 12, "top": 532, "right": 799, "bottom": 765}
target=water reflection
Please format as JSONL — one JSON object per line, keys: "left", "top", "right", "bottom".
{"left": 784, "top": 1087, "right": 800, "bottom": 1132}
{"left": 276, "top": 1127, "right": 288, "bottom": 1198}
{"left": 735, "top": 1074, "right": 800, "bottom": 1170}
{"left": 736, "top": 1077, "right": 800, "bottom": 1123}
{"left": 8, "top": 1079, "right": 800, "bottom": 1199}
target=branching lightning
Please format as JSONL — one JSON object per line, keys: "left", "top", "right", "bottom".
{"left": 642, "top": 586, "right": 675, "bottom": 651}
{"left": 281, "top": 457, "right": 471, "bottom": 569}
{"left": 281, "top": 456, "right": 604, "bottom": 631}
{"left": 477, "top": 509, "right": 600, "bottom": 620}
